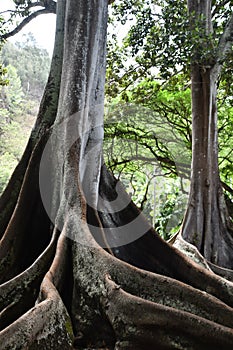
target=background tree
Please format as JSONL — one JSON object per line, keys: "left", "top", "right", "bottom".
{"left": 0, "top": 64, "right": 25, "bottom": 192}
{"left": 1, "top": 34, "right": 51, "bottom": 98}
{"left": 105, "top": 0, "right": 233, "bottom": 268}
{"left": 181, "top": 0, "right": 233, "bottom": 268}
{"left": 0, "top": 16, "right": 8, "bottom": 86}
{"left": 0, "top": 34, "right": 51, "bottom": 193}
{"left": 0, "top": 1, "right": 233, "bottom": 349}
{"left": 104, "top": 74, "right": 233, "bottom": 239}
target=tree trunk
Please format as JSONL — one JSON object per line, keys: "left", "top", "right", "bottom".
{"left": 181, "top": 0, "right": 233, "bottom": 269}
{"left": 0, "top": 0, "right": 233, "bottom": 349}
{"left": 181, "top": 64, "right": 233, "bottom": 268}
{"left": 0, "top": 0, "right": 65, "bottom": 240}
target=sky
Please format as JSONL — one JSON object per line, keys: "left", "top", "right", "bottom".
{"left": 1, "top": 0, "right": 56, "bottom": 55}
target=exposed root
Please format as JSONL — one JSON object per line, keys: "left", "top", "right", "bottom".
{"left": 207, "top": 261, "right": 233, "bottom": 282}
{"left": 104, "top": 277, "right": 233, "bottom": 350}
{"left": 0, "top": 228, "right": 59, "bottom": 331}
{"left": 171, "top": 234, "right": 211, "bottom": 270}
{"left": 0, "top": 133, "right": 52, "bottom": 283}
{"left": 0, "top": 276, "right": 73, "bottom": 350}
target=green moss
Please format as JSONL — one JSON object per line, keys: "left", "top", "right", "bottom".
{"left": 65, "top": 318, "right": 74, "bottom": 341}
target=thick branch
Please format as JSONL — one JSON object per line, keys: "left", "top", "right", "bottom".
{"left": 2, "top": 7, "right": 56, "bottom": 40}
{"left": 215, "top": 12, "right": 233, "bottom": 67}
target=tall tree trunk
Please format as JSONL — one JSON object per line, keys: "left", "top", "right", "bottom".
{"left": 0, "top": 1, "right": 233, "bottom": 349}
{"left": 0, "top": 0, "right": 65, "bottom": 240}
{"left": 181, "top": 0, "right": 233, "bottom": 269}
{"left": 181, "top": 63, "right": 233, "bottom": 268}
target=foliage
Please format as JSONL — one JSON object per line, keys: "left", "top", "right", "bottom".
{"left": 108, "top": 0, "right": 233, "bottom": 82}
{"left": 1, "top": 34, "right": 51, "bottom": 99}
{"left": 104, "top": 86, "right": 191, "bottom": 238}
{"left": 0, "top": 64, "right": 8, "bottom": 86}
{"left": 218, "top": 78, "right": 233, "bottom": 187}
{"left": 0, "top": 152, "right": 18, "bottom": 193}
{"left": 0, "top": 16, "right": 8, "bottom": 86}
{"left": 0, "top": 64, "right": 24, "bottom": 111}
{"left": 104, "top": 71, "right": 233, "bottom": 236}
{"left": 104, "top": 0, "right": 233, "bottom": 235}
{"left": 0, "top": 35, "right": 51, "bottom": 194}
{"left": 154, "top": 183, "right": 188, "bottom": 240}
{"left": 0, "top": 65, "right": 29, "bottom": 192}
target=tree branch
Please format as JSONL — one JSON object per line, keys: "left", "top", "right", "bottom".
{"left": 1, "top": 8, "right": 55, "bottom": 40}
{"left": 215, "top": 12, "right": 233, "bottom": 66}
{"left": 26, "top": 1, "right": 45, "bottom": 8}
{"left": 17, "top": 1, "right": 56, "bottom": 11}
{"left": 221, "top": 181, "right": 233, "bottom": 196}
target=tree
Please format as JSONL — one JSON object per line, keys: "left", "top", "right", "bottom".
{"left": 0, "top": 35, "right": 51, "bottom": 194}
{"left": 0, "top": 64, "right": 32, "bottom": 193}
{"left": 2, "top": 35, "right": 51, "bottom": 99}
{"left": 104, "top": 74, "right": 232, "bottom": 240}
{"left": 106, "top": 0, "right": 233, "bottom": 269}
{"left": 0, "top": 1, "right": 233, "bottom": 349}
{"left": 181, "top": 0, "right": 233, "bottom": 269}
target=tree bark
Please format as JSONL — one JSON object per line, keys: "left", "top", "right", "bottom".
{"left": 181, "top": 63, "right": 233, "bottom": 268}
{"left": 0, "top": 0, "right": 233, "bottom": 349}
